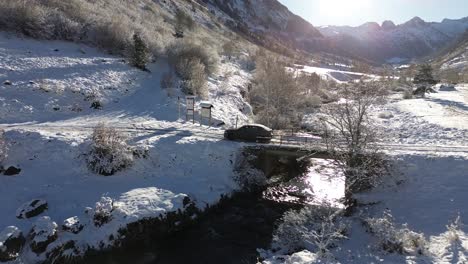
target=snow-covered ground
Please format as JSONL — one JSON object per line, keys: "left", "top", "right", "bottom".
{"left": 0, "top": 32, "right": 256, "bottom": 261}
{"left": 266, "top": 84, "right": 468, "bottom": 263}
{"left": 374, "top": 84, "right": 468, "bottom": 148}
{"left": 1, "top": 31, "right": 468, "bottom": 264}
{"left": 296, "top": 65, "right": 379, "bottom": 83}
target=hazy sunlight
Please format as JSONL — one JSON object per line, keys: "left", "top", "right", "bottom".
{"left": 318, "top": 0, "right": 372, "bottom": 21}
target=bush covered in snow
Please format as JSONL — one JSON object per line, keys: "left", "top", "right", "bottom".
{"left": 232, "top": 151, "right": 267, "bottom": 191}
{"left": 169, "top": 40, "right": 218, "bottom": 76}
{"left": 86, "top": 123, "right": 134, "bottom": 176}
{"left": 92, "top": 197, "right": 114, "bottom": 227}
{"left": 364, "top": 210, "right": 427, "bottom": 255}
{"left": 272, "top": 205, "right": 347, "bottom": 259}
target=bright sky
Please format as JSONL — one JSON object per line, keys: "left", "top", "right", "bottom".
{"left": 278, "top": 0, "right": 468, "bottom": 27}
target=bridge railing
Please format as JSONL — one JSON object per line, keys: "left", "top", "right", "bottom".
{"left": 270, "top": 129, "right": 322, "bottom": 146}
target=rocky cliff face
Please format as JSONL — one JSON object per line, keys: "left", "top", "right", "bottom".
{"left": 198, "top": 0, "right": 324, "bottom": 53}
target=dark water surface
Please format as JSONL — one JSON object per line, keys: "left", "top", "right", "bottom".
{"left": 83, "top": 148, "right": 330, "bottom": 264}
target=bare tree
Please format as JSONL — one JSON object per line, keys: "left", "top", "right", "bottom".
{"left": 320, "top": 82, "right": 391, "bottom": 210}
{"left": 250, "top": 55, "right": 301, "bottom": 128}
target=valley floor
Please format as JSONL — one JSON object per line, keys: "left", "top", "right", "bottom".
{"left": 1, "top": 33, "right": 468, "bottom": 263}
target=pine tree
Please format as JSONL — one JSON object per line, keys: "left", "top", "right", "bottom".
{"left": 413, "top": 64, "right": 437, "bottom": 85}
{"left": 412, "top": 64, "right": 438, "bottom": 97}
{"left": 131, "top": 33, "right": 149, "bottom": 71}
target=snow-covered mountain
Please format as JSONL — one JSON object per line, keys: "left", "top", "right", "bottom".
{"left": 198, "top": 0, "right": 324, "bottom": 53}
{"left": 318, "top": 16, "right": 468, "bottom": 63}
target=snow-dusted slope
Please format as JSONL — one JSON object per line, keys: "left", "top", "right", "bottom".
{"left": 0, "top": 32, "right": 256, "bottom": 262}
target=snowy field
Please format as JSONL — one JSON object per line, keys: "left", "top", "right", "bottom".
{"left": 296, "top": 65, "right": 379, "bottom": 83}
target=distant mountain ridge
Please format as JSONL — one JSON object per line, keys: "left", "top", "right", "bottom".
{"left": 197, "top": 0, "right": 468, "bottom": 64}
{"left": 318, "top": 16, "right": 468, "bottom": 63}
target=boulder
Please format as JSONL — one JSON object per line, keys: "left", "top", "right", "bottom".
{"left": 439, "top": 85, "right": 457, "bottom": 91}
{"left": 16, "top": 199, "right": 48, "bottom": 219}
{"left": 62, "top": 216, "right": 83, "bottom": 234}
{"left": 3, "top": 166, "right": 21, "bottom": 176}
{"left": 3, "top": 80, "right": 11, "bottom": 86}
{"left": 0, "top": 226, "right": 25, "bottom": 262}
{"left": 29, "top": 216, "right": 58, "bottom": 254}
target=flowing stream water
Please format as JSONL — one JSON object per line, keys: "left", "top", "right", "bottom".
{"left": 83, "top": 147, "right": 343, "bottom": 264}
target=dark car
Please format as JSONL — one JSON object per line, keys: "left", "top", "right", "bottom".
{"left": 224, "top": 124, "right": 273, "bottom": 143}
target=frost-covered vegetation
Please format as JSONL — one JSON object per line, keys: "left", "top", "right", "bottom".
{"left": 0, "top": 0, "right": 170, "bottom": 57}
{"left": 86, "top": 123, "right": 134, "bottom": 176}
{"left": 168, "top": 40, "right": 219, "bottom": 98}
{"left": 249, "top": 51, "right": 334, "bottom": 129}
{"left": 320, "top": 82, "right": 393, "bottom": 203}
{"left": 271, "top": 205, "right": 347, "bottom": 259}
{"left": 0, "top": 130, "right": 6, "bottom": 166}
{"left": 364, "top": 210, "right": 427, "bottom": 255}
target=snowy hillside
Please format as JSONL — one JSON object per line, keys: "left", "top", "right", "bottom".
{"left": 0, "top": 32, "right": 257, "bottom": 262}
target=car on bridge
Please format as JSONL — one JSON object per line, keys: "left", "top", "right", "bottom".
{"left": 224, "top": 124, "right": 273, "bottom": 143}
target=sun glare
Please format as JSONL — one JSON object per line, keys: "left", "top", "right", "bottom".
{"left": 319, "top": 0, "right": 371, "bottom": 21}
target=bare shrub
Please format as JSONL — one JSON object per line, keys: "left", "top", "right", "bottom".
{"left": 160, "top": 72, "right": 175, "bottom": 89}
{"left": 222, "top": 40, "right": 237, "bottom": 58}
{"left": 403, "top": 89, "right": 413, "bottom": 99}
{"left": 87, "top": 124, "right": 134, "bottom": 176}
{"left": 365, "top": 210, "right": 427, "bottom": 255}
{"left": 272, "top": 204, "right": 347, "bottom": 259}
{"left": 0, "top": 0, "right": 169, "bottom": 58}
{"left": 250, "top": 55, "right": 301, "bottom": 129}
{"left": 0, "top": 130, "right": 7, "bottom": 165}
{"left": 444, "top": 214, "right": 463, "bottom": 244}
{"left": 238, "top": 54, "right": 256, "bottom": 72}
{"left": 300, "top": 95, "right": 322, "bottom": 109}
{"left": 178, "top": 58, "right": 208, "bottom": 99}
{"left": 168, "top": 40, "right": 218, "bottom": 76}
{"left": 175, "top": 9, "right": 195, "bottom": 34}
{"left": 92, "top": 16, "right": 132, "bottom": 54}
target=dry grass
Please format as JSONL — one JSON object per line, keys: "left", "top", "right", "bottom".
{"left": 0, "top": 0, "right": 173, "bottom": 57}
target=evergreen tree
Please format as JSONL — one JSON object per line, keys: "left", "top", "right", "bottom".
{"left": 412, "top": 64, "right": 438, "bottom": 97}
{"left": 131, "top": 33, "right": 149, "bottom": 70}
{"left": 413, "top": 64, "right": 437, "bottom": 85}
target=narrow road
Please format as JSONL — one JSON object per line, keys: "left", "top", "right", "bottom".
{"left": 2, "top": 122, "right": 468, "bottom": 156}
